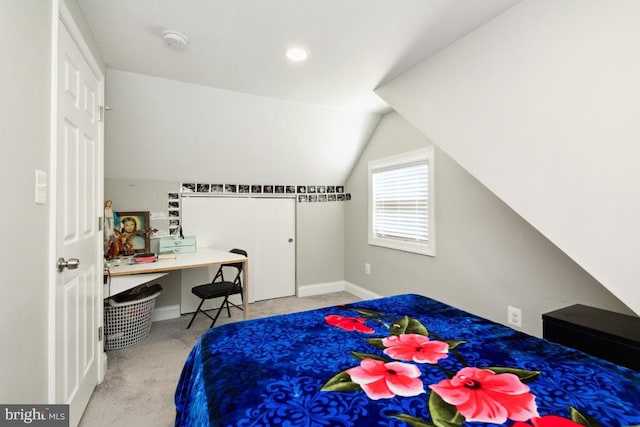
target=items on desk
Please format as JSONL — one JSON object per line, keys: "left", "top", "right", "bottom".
{"left": 114, "top": 211, "right": 152, "bottom": 255}
{"left": 130, "top": 253, "right": 158, "bottom": 264}
{"left": 159, "top": 235, "right": 197, "bottom": 254}
{"left": 103, "top": 200, "right": 119, "bottom": 254}
{"left": 105, "top": 234, "right": 122, "bottom": 260}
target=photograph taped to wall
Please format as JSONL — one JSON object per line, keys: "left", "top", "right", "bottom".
{"left": 181, "top": 183, "right": 196, "bottom": 192}
{"left": 197, "top": 184, "right": 210, "bottom": 193}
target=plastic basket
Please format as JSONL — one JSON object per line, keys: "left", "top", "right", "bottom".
{"left": 104, "top": 289, "right": 162, "bottom": 350}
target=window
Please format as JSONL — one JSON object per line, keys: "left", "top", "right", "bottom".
{"left": 368, "top": 147, "right": 435, "bottom": 256}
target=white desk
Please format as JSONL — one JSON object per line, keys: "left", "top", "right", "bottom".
{"left": 106, "top": 272, "right": 168, "bottom": 297}
{"left": 106, "top": 247, "right": 249, "bottom": 319}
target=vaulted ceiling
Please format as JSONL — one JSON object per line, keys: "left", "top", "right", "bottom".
{"left": 78, "top": 0, "right": 521, "bottom": 183}
{"left": 79, "top": 0, "right": 519, "bottom": 113}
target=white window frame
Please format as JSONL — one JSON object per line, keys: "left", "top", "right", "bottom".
{"left": 368, "top": 147, "right": 435, "bottom": 256}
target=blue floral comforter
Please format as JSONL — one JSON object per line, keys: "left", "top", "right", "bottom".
{"left": 174, "top": 294, "right": 640, "bottom": 426}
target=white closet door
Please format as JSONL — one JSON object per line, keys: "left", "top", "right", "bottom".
{"left": 181, "top": 196, "right": 296, "bottom": 310}
{"left": 181, "top": 197, "right": 255, "bottom": 313}
{"left": 254, "top": 198, "right": 296, "bottom": 301}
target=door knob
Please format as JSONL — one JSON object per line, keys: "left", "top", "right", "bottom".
{"left": 57, "top": 257, "right": 80, "bottom": 272}
{"left": 288, "top": 238, "right": 294, "bottom": 243}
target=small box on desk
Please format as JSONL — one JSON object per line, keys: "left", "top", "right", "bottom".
{"left": 159, "top": 236, "right": 197, "bottom": 254}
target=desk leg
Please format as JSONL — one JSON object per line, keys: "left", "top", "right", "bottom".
{"left": 243, "top": 259, "right": 249, "bottom": 320}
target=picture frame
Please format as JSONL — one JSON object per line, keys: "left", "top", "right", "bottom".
{"left": 116, "top": 211, "right": 151, "bottom": 254}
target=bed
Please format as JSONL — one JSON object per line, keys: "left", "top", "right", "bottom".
{"left": 175, "top": 294, "right": 640, "bottom": 426}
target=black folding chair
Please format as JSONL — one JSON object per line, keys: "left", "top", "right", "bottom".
{"left": 186, "top": 248, "right": 247, "bottom": 329}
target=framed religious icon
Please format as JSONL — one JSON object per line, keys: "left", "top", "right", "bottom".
{"left": 115, "top": 211, "right": 151, "bottom": 255}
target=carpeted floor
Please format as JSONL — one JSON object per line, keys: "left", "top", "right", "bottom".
{"left": 79, "top": 292, "right": 360, "bottom": 426}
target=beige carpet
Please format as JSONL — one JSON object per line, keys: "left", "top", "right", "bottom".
{"left": 80, "top": 292, "right": 360, "bottom": 427}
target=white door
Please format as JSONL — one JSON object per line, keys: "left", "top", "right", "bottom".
{"left": 181, "top": 197, "right": 256, "bottom": 312}
{"left": 55, "top": 19, "right": 103, "bottom": 426}
{"left": 181, "top": 197, "right": 296, "bottom": 311}
{"left": 254, "top": 198, "right": 296, "bottom": 300}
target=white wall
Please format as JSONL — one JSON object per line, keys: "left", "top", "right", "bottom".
{"left": 376, "top": 0, "right": 640, "bottom": 315}
{"left": 0, "top": 0, "right": 103, "bottom": 404}
{"left": 104, "top": 69, "right": 379, "bottom": 185}
{"left": 0, "top": 0, "right": 52, "bottom": 403}
{"left": 296, "top": 202, "right": 345, "bottom": 287}
{"left": 104, "top": 179, "right": 183, "bottom": 309}
{"left": 344, "top": 112, "right": 633, "bottom": 337}
{"left": 103, "top": 70, "right": 358, "bottom": 303}
{"left": 105, "top": 179, "right": 346, "bottom": 307}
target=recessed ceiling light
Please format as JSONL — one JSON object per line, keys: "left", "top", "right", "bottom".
{"left": 285, "top": 47, "right": 308, "bottom": 62}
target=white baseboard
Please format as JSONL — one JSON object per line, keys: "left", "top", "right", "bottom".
{"left": 297, "top": 281, "right": 346, "bottom": 297}
{"left": 152, "top": 304, "right": 181, "bottom": 322}
{"left": 297, "top": 281, "right": 382, "bottom": 300}
{"left": 99, "top": 352, "right": 108, "bottom": 384}
{"left": 343, "top": 282, "right": 383, "bottom": 300}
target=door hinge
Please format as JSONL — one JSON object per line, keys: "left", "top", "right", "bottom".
{"left": 98, "top": 216, "right": 103, "bottom": 231}
{"left": 98, "top": 105, "right": 112, "bottom": 122}
{"left": 98, "top": 326, "right": 103, "bottom": 342}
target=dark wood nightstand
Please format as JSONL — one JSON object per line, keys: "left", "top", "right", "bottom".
{"left": 542, "top": 304, "right": 640, "bottom": 372}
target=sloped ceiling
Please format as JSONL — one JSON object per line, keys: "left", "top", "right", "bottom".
{"left": 375, "top": 0, "right": 640, "bottom": 315}
{"left": 78, "top": 0, "right": 520, "bottom": 183}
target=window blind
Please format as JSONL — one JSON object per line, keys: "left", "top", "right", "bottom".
{"left": 372, "top": 160, "right": 428, "bottom": 243}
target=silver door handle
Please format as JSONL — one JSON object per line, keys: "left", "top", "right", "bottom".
{"left": 57, "top": 257, "right": 80, "bottom": 272}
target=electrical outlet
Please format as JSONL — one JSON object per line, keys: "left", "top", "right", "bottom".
{"left": 508, "top": 306, "right": 522, "bottom": 327}
{"left": 365, "top": 263, "right": 371, "bottom": 275}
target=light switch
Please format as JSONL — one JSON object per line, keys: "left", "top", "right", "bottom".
{"left": 35, "top": 169, "right": 47, "bottom": 204}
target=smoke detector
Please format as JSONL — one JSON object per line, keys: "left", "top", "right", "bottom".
{"left": 162, "top": 30, "right": 189, "bottom": 50}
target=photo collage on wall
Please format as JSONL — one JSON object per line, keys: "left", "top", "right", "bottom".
{"left": 166, "top": 184, "right": 351, "bottom": 235}
{"left": 167, "top": 192, "right": 181, "bottom": 236}
{"left": 179, "top": 183, "right": 351, "bottom": 203}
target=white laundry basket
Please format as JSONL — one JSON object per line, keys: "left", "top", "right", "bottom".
{"left": 104, "top": 287, "right": 162, "bottom": 350}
